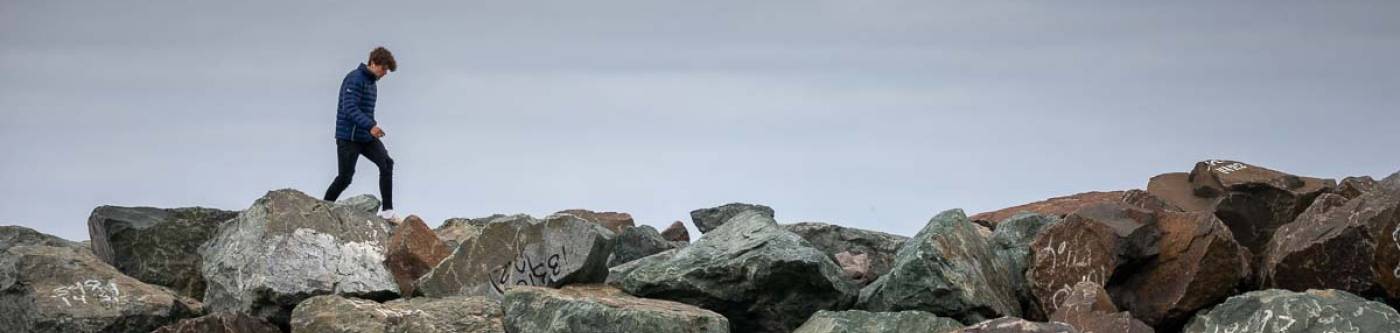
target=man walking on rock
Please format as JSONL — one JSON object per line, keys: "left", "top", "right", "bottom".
{"left": 323, "top": 46, "right": 402, "bottom": 224}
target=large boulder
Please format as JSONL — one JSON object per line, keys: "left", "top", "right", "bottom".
{"left": 1259, "top": 192, "right": 1384, "bottom": 295}
{"left": 337, "top": 194, "right": 381, "bottom": 215}
{"left": 783, "top": 222, "right": 908, "bottom": 285}
{"left": 549, "top": 209, "right": 635, "bottom": 234}
{"left": 690, "top": 203, "right": 775, "bottom": 234}
{"left": 415, "top": 214, "right": 615, "bottom": 299}
{"left": 87, "top": 206, "right": 238, "bottom": 299}
{"left": 606, "top": 248, "right": 677, "bottom": 288}
{"left": 1109, "top": 208, "right": 1249, "bottom": 330}
{"left": 0, "top": 245, "right": 203, "bottom": 333}
{"left": 199, "top": 189, "right": 399, "bottom": 327}
{"left": 1184, "top": 160, "right": 1334, "bottom": 263}
{"left": 609, "top": 225, "right": 685, "bottom": 267}
{"left": 503, "top": 284, "right": 729, "bottom": 333}
{"left": 1048, "top": 281, "right": 1151, "bottom": 333}
{"left": 970, "top": 191, "right": 1126, "bottom": 227}
{"left": 435, "top": 215, "right": 502, "bottom": 249}
{"left": 151, "top": 312, "right": 280, "bottom": 333}
{"left": 621, "top": 210, "right": 858, "bottom": 333}
{"left": 1182, "top": 289, "right": 1400, "bottom": 333}
{"left": 956, "top": 318, "right": 1077, "bottom": 333}
{"left": 1, "top": 225, "right": 82, "bottom": 252}
{"left": 857, "top": 209, "right": 1021, "bottom": 325}
{"left": 1024, "top": 202, "right": 1158, "bottom": 317}
{"left": 290, "top": 294, "right": 504, "bottom": 333}
{"left": 792, "top": 310, "right": 963, "bottom": 333}
{"left": 662, "top": 220, "right": 691, "bottom": 242}
{"left": 385, "top": 215, "right": 453, "bottom": 297}
{"left": 1361, "top": 173, "right": 1400, "bottom": 300}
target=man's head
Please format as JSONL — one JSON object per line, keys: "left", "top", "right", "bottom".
{"left": 367, "top": 46, "right": 396, "bottom": 79}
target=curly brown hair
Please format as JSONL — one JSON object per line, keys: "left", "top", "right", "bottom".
{"left": 369, "top": 47, "right": 397, "bottom": 72}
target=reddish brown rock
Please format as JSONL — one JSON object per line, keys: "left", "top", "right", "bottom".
{"left": 1121, "top": 189, "right": 1180, "bottom": 213}
{"left": 834, "top": 251, "right": 873, "bottom": 284}
{"left": 551, "top": 209, "right": 635, "bottom": 234}
{"left": 971, "top": 191, "right": 1127, "bottom": 226}
{"left": 1260, "top": 193, "right": 1376, "bottom": 294}
{"left": 1145, "top": 173, "right": 1220, "bottom": 213}
{"left": 1025, "top": 202, "right": 1158, "bottom": 316}
{"left": 1375, "top": 177, "right": 1400, "bottom": 300}
{"left": 384, "top": 215, "right": 452, "bottom": 297}
{"left": 1187, "top": 160, "right": 1333, "bottom": 256}
{"left": 1050, "top": 281, "right": 1152, "bottom": 333}
{"left": 152, "top": 312, "right": 280, "bottom": 333}
{"left": 1109, "top": 208, "right": 1248, "bottom": 330}
{"left": 661, "top": 221, "right": 690, "bottom": 243}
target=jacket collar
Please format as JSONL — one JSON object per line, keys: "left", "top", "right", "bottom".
{"left": 358, "top": 63, "right": 379, "bottom": 82}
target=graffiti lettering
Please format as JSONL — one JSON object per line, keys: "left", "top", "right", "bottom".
{"left": 49, "top": 279, "right": 124, "bottom": 307}
{"left": 488, "top": 244, "right": 568, "bottom": 295}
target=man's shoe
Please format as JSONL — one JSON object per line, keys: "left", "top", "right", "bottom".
{"left": 378, "top": 210, "right": 403, "bottom": 225}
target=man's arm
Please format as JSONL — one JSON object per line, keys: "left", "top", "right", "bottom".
{"left": 339, "top": 80, "right": 377, "bottom": 130}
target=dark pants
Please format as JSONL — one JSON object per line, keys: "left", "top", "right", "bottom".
{"left": 323, "top": 138, "right": 393, "bottom": 210}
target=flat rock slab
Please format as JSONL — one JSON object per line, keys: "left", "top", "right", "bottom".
{"left": 200, "top": 189, "right": 399, "bottom": 327}
{"left": 690, "top": 202, "right": 775, "bottom": 234}
{"left": 858, "top": 209, "right": 1021, "bottom": 325}
{"left": 504, "top": 284, "right": 729, "bottom": 333}
{"left": 1050, "top": 281, "right": 1151, "bottom": 333}
{"left": 550, "top": 209, "right": 635, "bottom": 234}
{"left": 385, "top": 215, "right": 453, "bottom": 297}
{"left": 1110, "top": 208, "right": 1248, "bottom": 330}
{"left": 971, "top": 191, "right": 1127, "bottom": 227}
{"left": 609, "top": 225, "right": 684, "bottom": 267}
{"left": 784, "top": 222, "right": 908, "bottom": 285}
{"left": 152, "top": 311, "right": 281, "bottom": 333}
{"left": 87, "top": 205, "right": 238, "bottom": 299}
{"left": 1025, "top": 202, "right": 1158, "bottom": 317}
{"left": 621, "top": 210, "right": 857, "bottom": 333}
{"left": 0, "top": 245, "right": 203, "bottom": 333}
{"left": 416, "top": 214, "right": 614, "bottom": 299}
{"left": 1183, "top": 289, "right": 1400, "bottom": 333}
{"left": 793, "top": 310, "right": 964, "bottom": 333}
{"left": 290, "top": 294, "right": 504, "bottom": 333}
{"left": 956, "top": 318, "right": 1077, "bottom": 333}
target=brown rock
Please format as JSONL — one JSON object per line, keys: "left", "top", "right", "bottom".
{"left": 1025, "top": 202, "right": 1158, "bottom": 316}
{"left": 971, "top": 191, "right": 1127, "bottom": 226}
{"left": 1121, "top": 189, "right": 1179, "bottom": 213}
{"left": 384, "top": 215, "right": 452, "bottom": 297}
{"left": 834, "top": 251, "right": 873, "bottom": 284}
{"left": 152, "top": 312, "right": 280, "bottom": 333}
{"left": 1109, "top": 208, "right": 1248, "bottom": 330}
{"left": 660, "top": 221, "right": 690, "bottom": 243}
{"left": 1338, "top": 176, "right": 1378, "bottom": 199}
{"left": 1050, "top": 281, "right": 1152, "bottom": 333}
{"left": 551, "top": 209, "right": 635, "bottom": 234}
{"left": 1187, "top": 160, "right": 1333, "bottom": 256}
{"left": 1260, "top": 193, "right": 1377, "bottom": 294}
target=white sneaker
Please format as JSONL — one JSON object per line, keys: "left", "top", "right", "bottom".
{"left": 378, "top": 210, "right": 403, "bottom": 225}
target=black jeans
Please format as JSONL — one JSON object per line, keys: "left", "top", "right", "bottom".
{"left": 323, "top": 138, "right": 393, "bottom": 210}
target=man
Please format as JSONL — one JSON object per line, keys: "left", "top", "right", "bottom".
{"left": 323, "top": 46, "right": 401, "bottom": 223}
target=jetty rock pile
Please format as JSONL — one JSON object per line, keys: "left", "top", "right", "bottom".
{"left": 2, "top": 159, "right": 1399, "bottom": 333}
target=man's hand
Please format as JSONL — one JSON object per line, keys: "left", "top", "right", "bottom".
{"left": 370, "top": 126, "right": 386, "bottom": 138}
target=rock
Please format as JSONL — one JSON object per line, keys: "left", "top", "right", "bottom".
{"left": 987, "top": 213, "right": 1060, "bottom": 317}
{"left": 549, "top": 209, "right": 635, "bottom": 234}
{"left": 662, "top": 220, "right": 691, "bottom": 242}
{"left": 151, "top": 312, "right": 281, "bottom": 333}
{"left": 1109, "top": 208, "right": 1248, "bottom": 330}
{"left": 290, "top": 294, "right": 504, "bottom": 333}
{"left": 0, "top": 245, "right": 203, "bottom": 333}
{"left": 1145, "top": 173, "right": 1220, "bottom": 213}
{"left": 435, "top": 215, "right": 500, "bottom": 249}
{"left": 970, "top": 191, "right": 1127, "bottom": 227}
{"left": 956, "top": 318, "right": 1077, "bottom": 333}
{"left": 1049, "top": 281, "right": 1152, "bottom": 333}
{"left": 1121, "top": 189, "right": 1180, "bottom": 212}
{"left": 1259, "top": 192, "right": 1379, "bottom": 295}
{"left": 609, "top": 225, "right": 684, "bottom": 267}
{"left": 783, "top": 222, "right": 908, "bottom": 286}
{"left": 621, "top": 210, "right": 857, "bottom": 333}
{"left": 1, "top": 225, "right": 82, "bottom": 252}
{"left": 1025, "top": 202, "right": 1158, "bottom": 317}
{"left": 793, "top": 310, "right": 964, "bottom": 333}
{"left": 503, "top": 284, "right": 729, "bottom": 333}
{"left": 200, "top": 189, "right": 398, "bottom": 327}
{"left": 606, "top": 248, "right": 676, "bottom": 288}
{"left": 1188, "top": 160, "right": 1327, "bottom": 198}
{"left": 385, "top": 215, "right": 452, "bottom": 297}
{"left": 690, "top": 203, "right": 775, "bottom": 234}
{"left": 415, "top": 213, "right": 615, "bottom": 299}
{"left": 1188, "top": 160, "right": 1334, "bottom": 262}
{"left": 86, "top": 206, "right": 238, "bottom": 299}
{"left": 1337, "top": 176, "right": 1377, "bottom": 199}
{"left": 337, "top": 194, "right": 382, "bottom": 215}
{"left": 834, "top": 252, "right": 872, "bottom": 284}
{"left": 857, "top": 209, "right": 1021, "bottom": 325}
{"left": 1334, "top": 172, "right": 1400, "bottom": 300}
{"left": 1182, "top": 289, "right": 1400, "bottom": 333}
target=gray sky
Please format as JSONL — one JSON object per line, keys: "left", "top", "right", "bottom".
{"left": 3, "top": 1, "right": 1398, "bottom": 242}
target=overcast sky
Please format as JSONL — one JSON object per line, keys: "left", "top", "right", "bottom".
{"left": 3, "top": 1, "right": 1398, "bottom": 242}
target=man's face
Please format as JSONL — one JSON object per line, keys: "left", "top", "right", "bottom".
{"left": 368, "top": 63, "right": 389, "bottom": 79}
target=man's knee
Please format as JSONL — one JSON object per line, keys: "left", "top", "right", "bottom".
{"left": 335, "top": 169, "right": 356, "bottom": 180}
{"left": 378, "top": 158, "right": 394, "bottom": 173}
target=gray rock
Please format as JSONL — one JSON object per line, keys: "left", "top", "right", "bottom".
{"left": 503, "top": 285, "right": 729, "bottom": 333}
{"left": 1, "top": 225, "right": 82, "bottom": 252}
{"left": 87, "top": 206, "right": 238, "bottom": 299}
{"left": 621, "top": 210, "right": 858, "bottom": 333}
{"left": 0, "top": 245, "right": 203, "bottom": 333}
{"left": 606, "top": 248, "right": 677, "bottom": 288}
{"left": 290, "top": 294, "right": 504, "bottom": 333}
{"left": 152, "top": 311, "right": 281, "bottom": 333}
{"left": 690, "top": 203, "right": 775, "bottom": 234}
{"left": 415, "top": 214, "right": 615, "bottom": 299}
{"left": 857, "top": 209, "right": 1021, "bottom": 325}
{"left": 957, "top": 318, "right": 1077, "bottom": 333}
{"left": 200, "top": 189, "right": 399, "bottom": 327}
{"left": 609, "top": 225, "right": 685, "bottom": 267}
{"left": 435, "top": 215, "right": 504, "bottom": 249}
{"left": 783, "top": 222, "right": 909, "bottom": 285}
{"left": 987, "top": 213, "right": 1060, "bottom": 317}
{"left": 337, "top": 194, "right": 382, "bottom": 215}
{"left": 793, "top": 310, "right": 963, "bottom": 333}
{"left": 1182, "top": 289, "right": 1400, "bottom": 333}
{"left": 548, "top": 209, "right": 636, "bottom": 234}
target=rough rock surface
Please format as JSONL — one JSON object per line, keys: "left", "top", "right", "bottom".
{"left": 290, "top": 294, "right": 504, "bottom": 333}
{"left": 0, "top": 245, "right": 203, "bottom": 333}
{"left": 957, "top": 318, "right": 1077, "bottom": 333}
{"left": 87, "top": 205, "right": 238, "bottom": 298}
{"left": 609, "top": 225, "right": 685, "bottom": 267}
{"left": 1187, "top": 160, "right": 1334, "bottom": 263}
{"left": 793, "top": 310, "right": 963, "bottom": 333}
{"left": 970, "top": 191, "right": 1126, "bottom": 226}
{"left": 783, "top": 222, "right": 908, "bottom": 285}
{"left": 621, "top": 210, "right": 858, "bottom": 333}
{"left": 1049, "top": 281, "right": 1152, "bottom": 333}
{"left": 385, "top": 215, "right": 452, "bottom": 297}
{"left": 1110, "top": 208, "right": 1249, "bottom": 330}
{"left": 200, "top": 189, "right": 398, "bottom": 327}
{"left": 690, "top": 202, "right": 775, "bottom": 234}
{"left": 337, "top": 194, "right": 382, "bottom": 215}
{"left": 1260, "top": 192, "right": 1382, "bottom": 295}
{"left": 503, "top": 284, "right": 729, "bottom": 333}
{"left": 662, "top": 220, "right": 691, "bottom": 242}
{"left": 435, "top": 215, "right": 501, "bottom": 249}
{"left": 1182, "top": 289, "right": 1400, "bottom": 333}
{"left": 1, "top": 225, "right": 82, "bottom": 252}
{"left": 151, "top": 312, "right": 281, "bottom": 333}
{"left": 834, "top": 251, "right": 872, "bottom": 284}
{"left": 1025, "top": 202, "right": 1158, "bottom": 317}
{"left": 1337, "top": 176, "right": 1377, "bottom": 199}
{"left": 1146, "top": 173, "right": 1221, "bottom": 213}
{"left": 606, "top": 248, "right": 677, "bottom": 288}
{"left": 550, "top": 209, "right": 635, "bottom": 234}
{"left": 857, "top": 209, "right": 1021, "bottom": 325}
{"left": 988, "top": 213, "right": 1060, "bottom": 317}
{"left": 1357, "top": 173, "right": 1400, "bottom": 300}
{"left": 416, "top": 214, "right": 615, "bottom": 299}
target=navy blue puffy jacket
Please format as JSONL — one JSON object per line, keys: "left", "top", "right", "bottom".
{"left": 335, "top": 64, "right": 379, "bottom": 142}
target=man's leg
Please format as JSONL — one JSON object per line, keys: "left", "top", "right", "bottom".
{"left": 360, "top": 138, "right": 394, "bottom": 211}
{"left": 323, "top": 139, "right": 361, "bottom": 202}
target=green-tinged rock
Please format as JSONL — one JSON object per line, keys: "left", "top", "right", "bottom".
{"left": 87, "top": 206, "right": 238, "bottom": 299}
{"left": 290, "top": 294, "right": 504, "bottom": 333}
{"left": 503, "top": 285, "right": 728, "bottom": 333}
{"left": 792, "top": 310, "right": 963, "bottom": 333}
{"left": 1183, "top": 289, "right": 1400, "bottom": 333}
